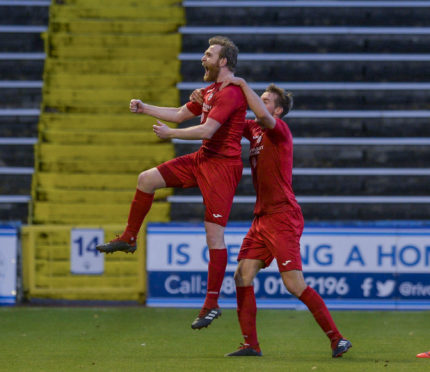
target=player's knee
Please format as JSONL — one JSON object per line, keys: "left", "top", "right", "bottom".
{"left": 137, "top": 169, "right": 160, "bottom": 193}
{"left": 233, "top": 269, "right": 243, "bottom": 286}
{"left": 234, "top": 267, "right": 253, "bottom": 287}
{"left": 137, "top": 171, "right": 149, "bottom": 188}
{"left": 205, "top": 225, "right": 225, "bottom": 249}
{"left": 283, "top": 279, "right": 306, "bottom": 297}
{"left": 206, "top": 235, "right": 223, "bottom": 249}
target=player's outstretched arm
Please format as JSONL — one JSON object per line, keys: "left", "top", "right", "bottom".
{"left": 153, "top": 118, "right": 221, "bottom": 140}
{"left": 130, "top": 99, "right": 195, "bottom": 124}
{"left": 221, "top": 77, "right": 276, "bottom": 129}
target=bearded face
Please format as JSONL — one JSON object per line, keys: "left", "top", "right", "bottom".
{"left": 203, "top": 60, "right": 221, "bottom": 82}
{"left": 201, "top": 44, "right": 223, "bottom": 82}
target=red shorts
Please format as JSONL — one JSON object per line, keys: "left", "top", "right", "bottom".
{"left": 238, "top": 209, "right": 304, "bottom": 272}
{"left": 157, "top": 150, "right": 243, "bottom": 226}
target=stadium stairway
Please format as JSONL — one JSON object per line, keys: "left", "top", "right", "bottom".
{"left": 32, "top": 0, "right": 185, "bottom": 226}
{"left": 18, "top": 0, "right": 185, "bottom": 301}
{"left": 0, "top": 1, "right": 48, "bottom": 222}
{"left": 173, "top": 0, "right": 430, "bottom": 222}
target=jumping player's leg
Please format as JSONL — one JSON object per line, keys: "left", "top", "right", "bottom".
{"left": 191, "top": 158, "right": 242, "bottom": 329}
{"left": 191, "top": 222, "right": 228, "bottom": 329}
{"left": 201, "top": 222, "right": 227, "bottom": 309}
{"left": 97, "top": 153, "right": 197, "bottom": 254}
{"left": 120, "top": 168, "right": 166, "bottom": 242}
{"left": 96, "top": 167, "right": 166, "bottom": 253}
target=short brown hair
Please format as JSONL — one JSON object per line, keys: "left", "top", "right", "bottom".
{"left": 208, "top": 35, "right": 239, "bottom": 72}
{"left": 265, "top": 84, "right": 293, "bottom": 117}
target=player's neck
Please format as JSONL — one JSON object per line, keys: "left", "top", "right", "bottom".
{"left": 216, "top": 68, "right": 234, "bottom": 83}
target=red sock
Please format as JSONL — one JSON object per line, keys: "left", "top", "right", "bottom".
{"left": 299, "top": 286, "right": 343, "bottom": 348}
{"left": 202, "top": 248, "right": 227, "bottom": 310}
{"left": 120, "top": 189, "right": 154, "bottom": 242}
{"left": 236, "top": 286, "right": 260, "bottom": 352}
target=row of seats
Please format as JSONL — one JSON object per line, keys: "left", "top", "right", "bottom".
{"left": 173, "top": 1, "right": 430, "bottom": 221}
{"left": 0, "top": 1, "right": 47, "bottom": 221}
{"left": 1, "top": 1, "right": 430, "bottom": 224}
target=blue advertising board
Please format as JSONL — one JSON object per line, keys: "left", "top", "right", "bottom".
{"left": 146, "top": 222, "right": 430, "bottom": 310}
{"left": 0, "top": 225, "right": 17, "bottom": 305}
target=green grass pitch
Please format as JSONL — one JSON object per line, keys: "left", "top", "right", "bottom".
{"left": 1, "top": 307, "right": 429, "bottom": 372}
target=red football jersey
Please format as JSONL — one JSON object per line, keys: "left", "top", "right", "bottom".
{"left": 186, "top": 82, "right": 247, "bottom": 161}
{"left": 243, "top": 118, "right": 302, "bottom": 215}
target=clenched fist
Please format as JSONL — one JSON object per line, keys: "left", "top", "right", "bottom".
{"left": 130, "top": 99, "right": 145, "bottom": 113}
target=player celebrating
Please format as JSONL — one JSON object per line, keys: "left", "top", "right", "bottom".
{"left": 192, "top": 77, "right": 352, "bottom": 357}
{"left": 96, "top": 36, "right": 247, "bottom": 330}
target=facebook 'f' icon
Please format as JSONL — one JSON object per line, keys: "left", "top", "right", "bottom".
{"left": 361, "top": 278, "right": 373, "bottom": 297}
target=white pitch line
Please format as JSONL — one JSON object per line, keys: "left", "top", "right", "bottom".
{"left": 0, "top": 26, "right": 47, "bottom": 33}
{"left": 0, "top": 167, "right": 34, "bottom": 175}
{"left": 0, "top": 52, "right": 45, "bottom": 60}
{"left": 0, "top": 138, "right": 38, "bottom": 145}
{"left": 0, "top": 81, "right": 43, "bottom": 88}
{"left": 241, "top": 168, "right": 430, "bottom": 176}
{"left": 0, "top": 109, "right": 40, "bottom": 116}
{"left": 180, "top": 26, "right": 430, "bottom": 35}
{"left": 173, "top": 138, "right": 430, "bottom": 145}
{"left": 178, "top": 82, "right": 430, "bottom": 90}
{"left": 168, "top": 195, "right": 430, "bottom": 204}
{"left": 0, "top": 1, "right": 50, "bottom": 5}
{"left": 0, "top": 195, "right": 31, "bottom": 203}
{"left": 183, "top": 1, "right": 430, "bottom": 8}
{"left": 179, "top": 53, "right": 430, "bottom": 61}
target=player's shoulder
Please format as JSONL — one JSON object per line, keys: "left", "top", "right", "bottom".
{"left": 218, "top": 83, "right": 245, "bottom": 99}
{"left": 266, "top": 117, "right": 292, "bottom": 141}
{"left": 275, "top": 118, "right": 287, "bottom": 126}
{"left": 274, "top": 118, "right": 291, "bottom": 133}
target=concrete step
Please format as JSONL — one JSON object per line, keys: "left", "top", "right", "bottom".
{"left": 180, "top": 87, "right": 430, "bottom": 110}
{"left": 0, "top": 146, "right": 34, "bottom": 167}
{"left": 170, "top": 201, "right": 430, "bottom": 221}
{"left": 0, "top": 203, "right": 28, "bottom": 223}
{"left": 184, "top": 3, "right": 430, "bottom": 27}
{"left": 0, "top": 115, "right": 37, "bottom": 137}
{"left": 0, "top": 174, "right": 31, "bottom": 194}
{"left": 182, "top": 33, "right": 430, "bottom": 54}
{"left": 0, "top": 3, "right": 49, "bottom": 25}
{"left": 0, "top": 59, "right": 44, "bottom": 80}
{"left": 0, "top": 33, "right": 43, "bottom": 52}
{"left": 181, "top": 59, "right": 430, "bottom": 82}
{"left": 0, "top": 87, "right": 41, "bottom": 108}
{"left": 174, "top": 143, "right": 430, "bottom": 168}
{"left": 172, "top": 173, "right": 430, "bottom": 196}
{"left": 287, "top": 117, "right": 430, "bottom": 137}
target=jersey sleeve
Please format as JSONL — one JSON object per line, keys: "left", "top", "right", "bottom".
{"left": 207, "top": 86, "right": 244, "bottom": 125}
{"left": 186, "top": 101, "right": 203, "bottom": 116}
{"left": 265, "top": 118, "right": 290, "bottom": 142}
{"left": 242, "top": 120, "right": 255, "bottom": 141}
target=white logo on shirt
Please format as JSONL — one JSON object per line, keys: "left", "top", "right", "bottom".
{"left": 249, "top": 145, "right": 264, "bottom": 156}
{"left": 252, "top": 135, "right": 263, "bottom": 144}
{"left": 212, "top": 214, "right": 223, "bottom": 218}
